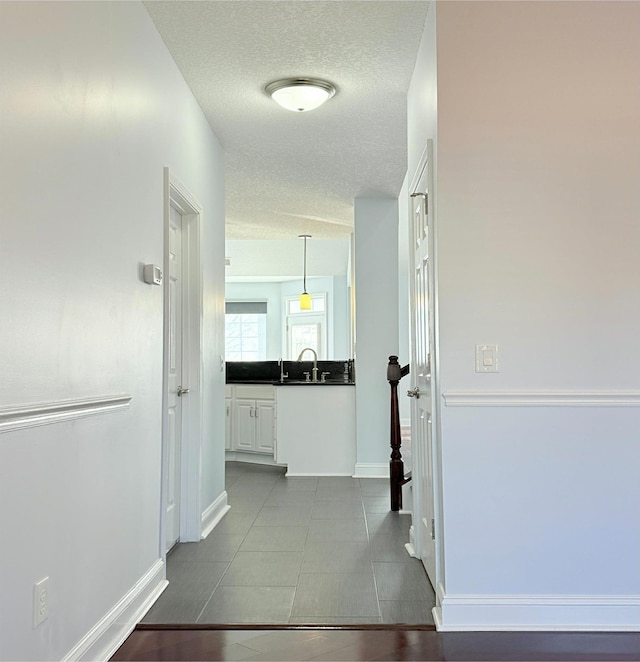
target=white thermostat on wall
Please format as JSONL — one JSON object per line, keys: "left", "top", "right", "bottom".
{"left": 143, "top": 264, "right": 163, "bottom": 285}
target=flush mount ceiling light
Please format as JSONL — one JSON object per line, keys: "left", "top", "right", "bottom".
{"left": 265, "top": 78, "right": 336, "bottom": 112}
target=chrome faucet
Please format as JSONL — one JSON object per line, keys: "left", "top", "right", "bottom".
{"left": 278, "top": 358, "right": 288, "bottom": 383}
{"left": 296, "top": 347, "right": 318, "bottom": 382}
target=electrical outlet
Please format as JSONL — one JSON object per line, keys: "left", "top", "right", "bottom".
{"left": 33, "top": 577, "right": 49, "bottom": 628}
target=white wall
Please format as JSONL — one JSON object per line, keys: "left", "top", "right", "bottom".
{"left": 354, "top": 198, "right": 399, "bottom": 474}
{"left": 0, "top": 3, "right": 226, "bottom": 659}
{"left": 226, "top": 277, "right": 351, "bottom": 360}
{"left": 426, "top": 0, "right": 640, "bottom": 629}
{"left": 331, "top": 275, "right": 351, "bottom": 359}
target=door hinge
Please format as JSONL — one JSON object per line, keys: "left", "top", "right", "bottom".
{"left": 411, "top": 192, "right": 428, "bottom": 207}
{"left": 431, "top": 518, "right": 435, "bottom": 540}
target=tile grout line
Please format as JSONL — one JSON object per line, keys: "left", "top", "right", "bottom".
{"left": 287, "top": 479, "right": 316, "bottom": 624}
{"left": 162, "top": 465, "right": 433, "bottom": 626}
{"left": 196, "top": 466, "right": 283, "bottom": 623}
{"left": 361, "top": 484, "right": 384, "bottom": 625}
{"left": 194, "top": 487, "right": 252, "bottom": 623}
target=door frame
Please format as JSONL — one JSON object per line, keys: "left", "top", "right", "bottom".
{"left": 160, "top": 167, "right": 204, "bottom": 557}
{"left": 408, "top": 140, "right": 444, "bottom": 595}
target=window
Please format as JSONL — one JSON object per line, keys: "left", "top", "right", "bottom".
{"left": 285, "top": 294, "right": 327, "bottom": 360}
{"left": 225, "top": 301, "right": 267, "bottom": 361}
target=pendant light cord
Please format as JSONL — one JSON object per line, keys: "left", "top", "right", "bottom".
{"left": 303, "top": 235, "right": 307, "bottom": 292}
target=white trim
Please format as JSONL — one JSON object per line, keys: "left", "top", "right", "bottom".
{"left": 404, "top": 542, "right": 417, "bottom": 558}
{"left": 442, "top": 390, "right": 640, "bottom": 407}
{"left": 200, "top": 491, "right": 230, "bottom": 539}
{"left": 407, "top": 139, "right": 443, "bottom": 591}
{"left": 285, "top": 471, "right": 353, "bottom": 477}
{"left": 352, "top": 462, "right": 387, "bottom": 478}
{"left": 62, "top": 560, "right": 167, "bottom": 662}
{"left": 432, "top": 581, "right": 446, "bottom": 628}
{"left": 283, "top": 292, "right": 329, "bottom": 360}
{"left": 179, "top": 198, "right": 204, "bottom": 543}
{"left": 436, "top": 592, "right": 640, "bottom": 632}
{"left": 406, "top": 524, "right": 417, "bottom": 558}
{"left": 161, "top": 168, "right": 205, "bottom": 554}
{"left": 225, "top": 451, "right": 282, "bottom": 467}
{"left": 0, "top": 395, "right": 132, "bottom": 434}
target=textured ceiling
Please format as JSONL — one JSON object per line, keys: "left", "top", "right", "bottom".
{"left": 225, "top": 238, "right": 350, "bottom": 281}
{"left": 145, "top": 1, "right": 429, "bottom": 243}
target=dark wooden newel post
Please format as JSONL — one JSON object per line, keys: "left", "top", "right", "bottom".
{"left": 387, "top": 355, "right": 409, "bottom": 512}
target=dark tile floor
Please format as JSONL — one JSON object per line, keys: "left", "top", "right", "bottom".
{"left": 142, "top": 462, "right": 435, "bottom": 625}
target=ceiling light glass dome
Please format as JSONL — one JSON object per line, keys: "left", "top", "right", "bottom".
{"left": 265, "top": 78, "right": 336, "bottom": 112}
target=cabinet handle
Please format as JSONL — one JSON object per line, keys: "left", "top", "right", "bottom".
{"left": 255, "top": 407, "right": 258, "bottom": 418}
{"left": 250, "top": 408, "right": 254, "bottom": 417}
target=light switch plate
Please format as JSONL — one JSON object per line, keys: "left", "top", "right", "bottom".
{"left": 476, "top": 344, "right": 499, "bottom": 373}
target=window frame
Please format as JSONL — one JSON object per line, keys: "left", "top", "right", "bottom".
{"left": 224, "top": 299, "right": 268, "bottom": 361}
{"left": 283, "top": 293, "right": 328, "bottom": 360}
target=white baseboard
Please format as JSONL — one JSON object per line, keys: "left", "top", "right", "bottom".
{"left": 285, "top": 471, "right": 353, "bottom": 477}
{"left": 353, "top": 462, "right": 387, "bottom": 478}
{"left": 62, "top": 560, "right": 167, "bottom": 662}
{"left": 201, "top": 491, "right": 230, "bottom": 539}
{"left": 407, "top": 525, "right": 417, "bottom": 558}
{"left": 436, "top": 592, "right": 640, "bottom": 631}
{"left": 404, "top": 542, "right": 416, "bottom": 558}
{"left": 225, "top": 451, "right": 283, "bottom": 467}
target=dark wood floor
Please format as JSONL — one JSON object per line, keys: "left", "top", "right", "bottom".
{"left": 111, "top": 626, "right": 640, "bottom": 661}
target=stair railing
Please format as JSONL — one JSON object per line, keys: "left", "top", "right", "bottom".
{"left": 387, "top": 355, "right": 411, "bottom": 511}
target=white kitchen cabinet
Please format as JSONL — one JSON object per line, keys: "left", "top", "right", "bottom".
{"left": 276, "top": 385, "right": 355, "bottom": 475}
{"left": 224, "top": 397, "right": 232, "bottom": 451}
{"left": 255, "top": 400, "right": 276, "bottom": 453}
{"left": 230, "top": 386, "right": 276, "bottom": 455}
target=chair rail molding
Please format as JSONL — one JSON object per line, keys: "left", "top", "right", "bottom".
{"left": 442, "top": 390, "right": 640, "bottom": 408}
{"left": 0, "top": 394, "right": 133, "bottom": 433}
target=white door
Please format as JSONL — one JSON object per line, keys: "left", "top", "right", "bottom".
{"left": 166, "top": 205, "right": 183, "bottom": 550}
{"left": 408, "top": 146, "right": 437, "bottom": 587}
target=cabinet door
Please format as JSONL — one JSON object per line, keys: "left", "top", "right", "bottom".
{"left": 225, "top": 397, "right": 232, "bottom": 450}
{"left": 234, "top": 399, "right": 256, "bottom": 451}
{"left": 255, "top": 401, "right": 276, "bottom": 454}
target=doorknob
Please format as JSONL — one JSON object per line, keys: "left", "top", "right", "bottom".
{"left": 407, "top": 387, "right": 420, "bottom": 398}
{"left": 177, "top": 386, "right": 190, "bottom": 397}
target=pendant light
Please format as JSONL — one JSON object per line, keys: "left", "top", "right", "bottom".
{"left": 299, "top": 234, "right": 312, "bottom": 310}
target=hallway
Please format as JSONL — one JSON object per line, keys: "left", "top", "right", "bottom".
{"left": 143, "top": 462, "right": 435, "bottom": 624}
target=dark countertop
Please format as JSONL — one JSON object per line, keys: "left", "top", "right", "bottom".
{"left": 226, "top": 359, "right": 355, "bottom": 386}
{"left": 227, "top": 379, "right": 355, "bottom": 386}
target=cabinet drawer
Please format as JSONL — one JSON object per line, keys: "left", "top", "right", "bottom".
{"left": 234, "top": 385, "right": 275, "bottom": 400}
